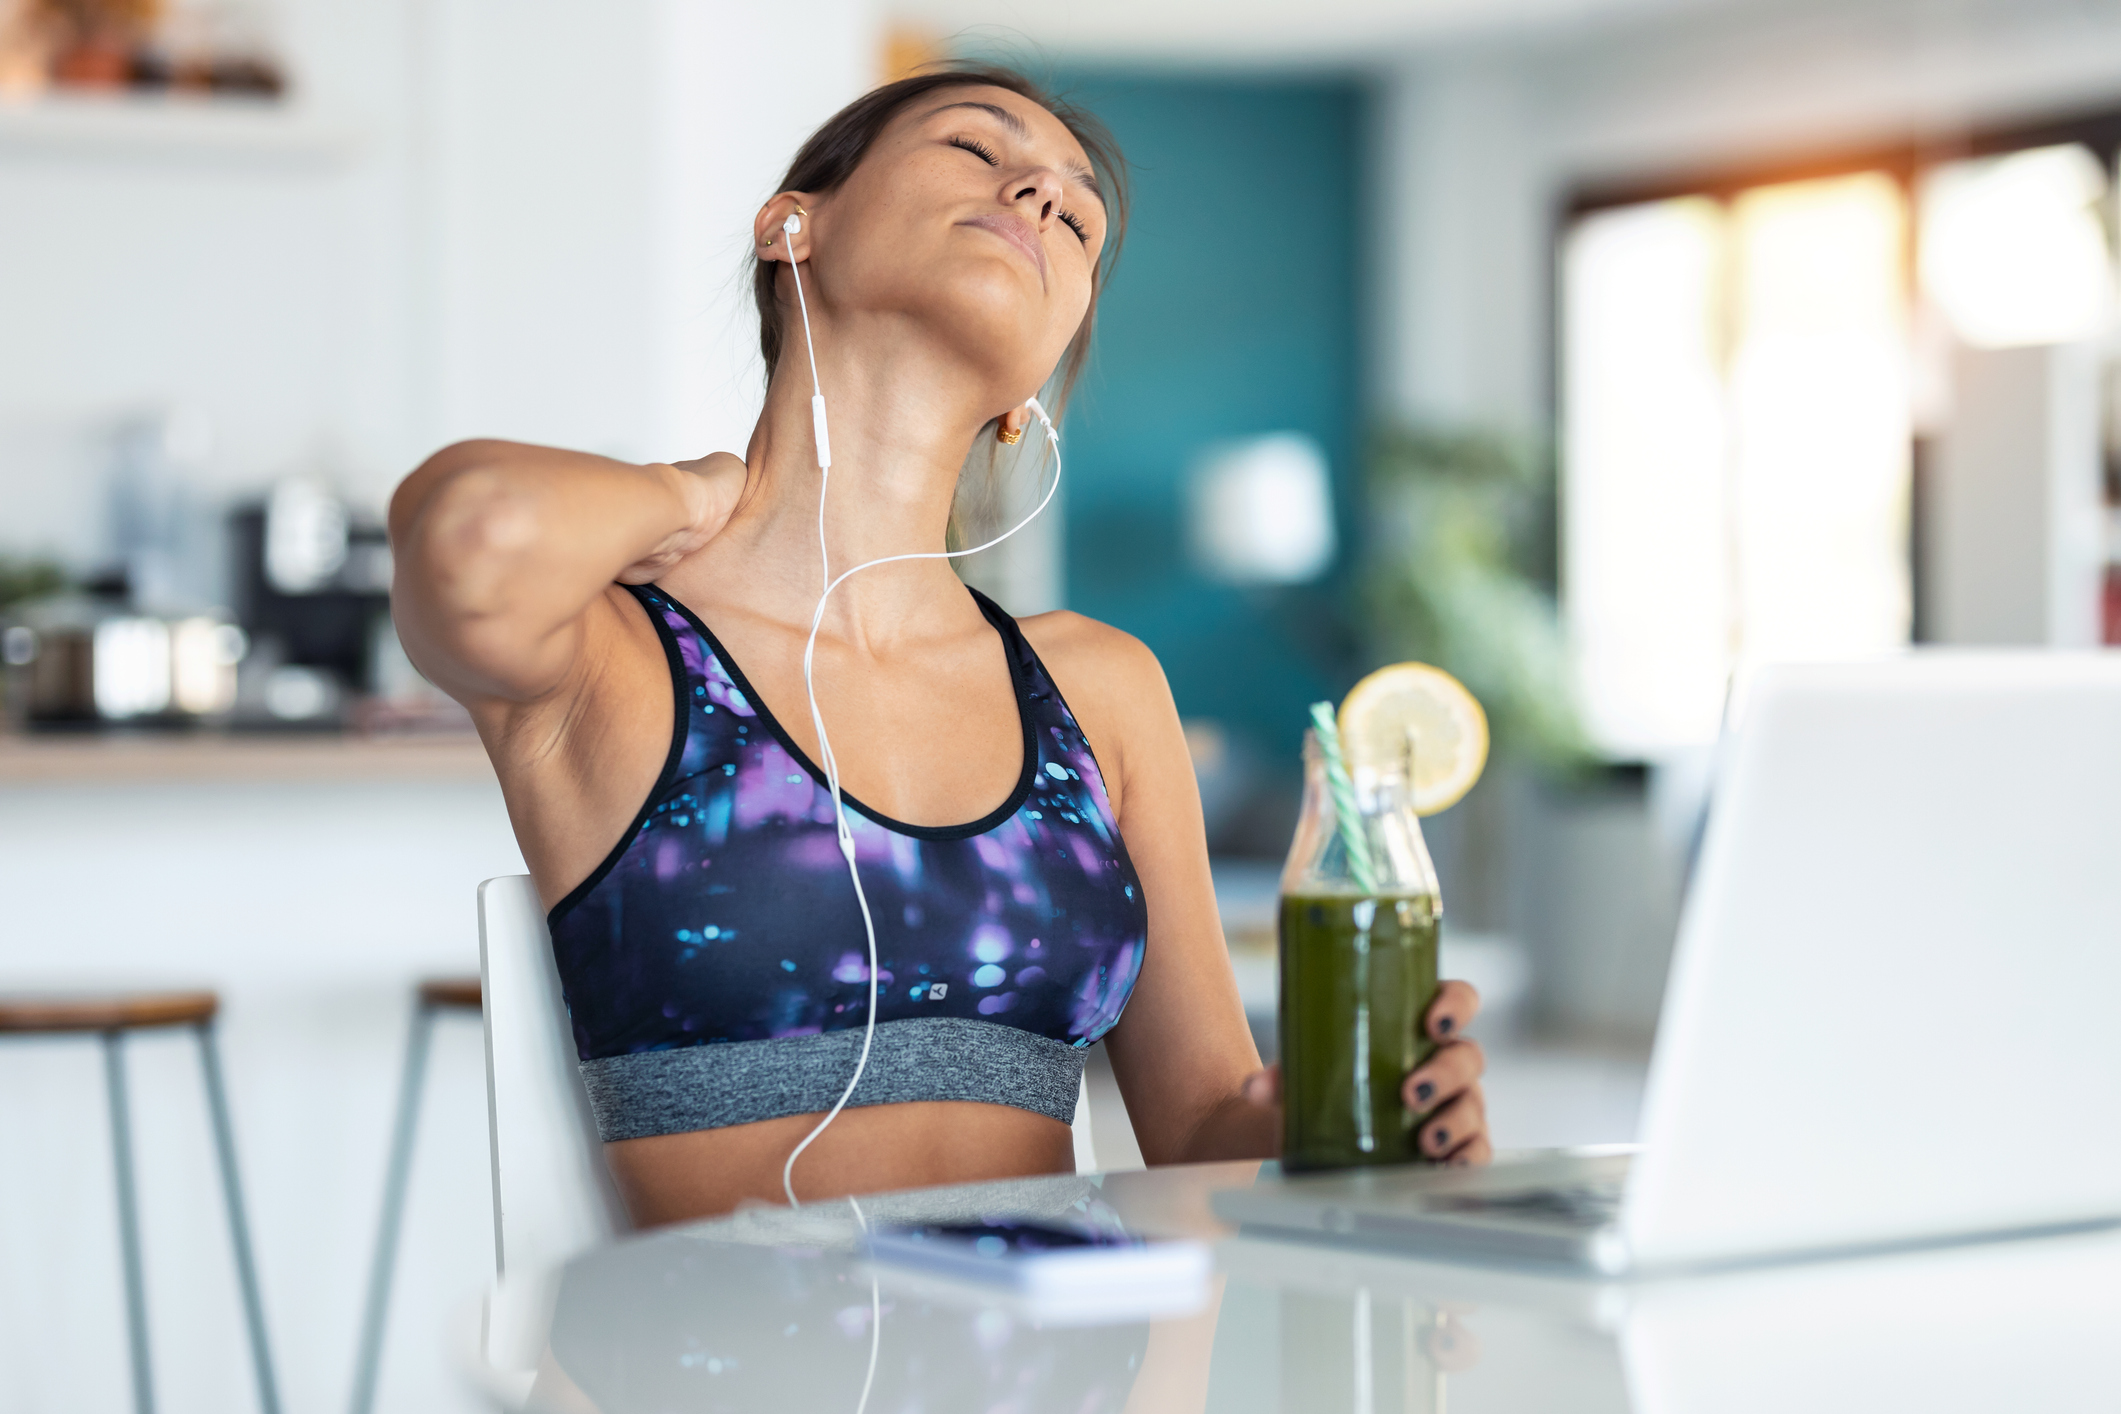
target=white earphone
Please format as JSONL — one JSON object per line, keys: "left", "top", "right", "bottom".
{"left": 773, "top": 203, "right": 1064, "bottom": 1207}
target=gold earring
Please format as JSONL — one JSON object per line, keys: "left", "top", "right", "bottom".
{"left": 997, "top": 421, "right": 1024, "bottom": 445}
{"left": 762, "top": 233, "right": 776, "bottom": 246}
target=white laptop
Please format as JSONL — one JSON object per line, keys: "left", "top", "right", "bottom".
{"left": 1215, "top": 652, "right": 2121, "bottom": 1274}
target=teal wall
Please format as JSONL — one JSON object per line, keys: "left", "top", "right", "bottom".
{"left": 1054, "top": 76, "right": 1367, "bottom": 786}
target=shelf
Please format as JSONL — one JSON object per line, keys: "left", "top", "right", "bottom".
{"left": 0, "top": 93, "right": 356, "bottom": 166}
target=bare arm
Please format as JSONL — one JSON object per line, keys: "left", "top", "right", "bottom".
{"left": 1084, "top": 632, "right": 1273, "bottom": 1163}
{"left": 387, "top": 439, "right": 744, "bottom": 705}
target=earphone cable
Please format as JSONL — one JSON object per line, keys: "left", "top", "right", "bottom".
{"left": 778, "top": 232, "right": 1063, "bottom": 1209}
{"left": 847, "top": 1196, "right": 881, "bottom": 1414}
{"left": 786, "top": 212, "right": 831, "bottom": 597}
{"left": 780, "top": 405, "right": 1060, "bottom": 1207}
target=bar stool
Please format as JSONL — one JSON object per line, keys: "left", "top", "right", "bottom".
{"left": 0, "top": 990, "right": 281, "bottom": 1414}
{"left": 348, "top": 976, "right": 483, "bottom": 1414}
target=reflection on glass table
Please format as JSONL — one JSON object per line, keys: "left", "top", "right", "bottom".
{"left": 507, "top": 1159, "right": 2121, "bottom": 1414}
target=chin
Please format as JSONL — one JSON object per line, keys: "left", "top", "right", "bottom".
{"left": 927, "top": 291, "right": 1064, "bottom": 399}
{"left": 882, "top": 251, "right": 1072, "bottom": 386}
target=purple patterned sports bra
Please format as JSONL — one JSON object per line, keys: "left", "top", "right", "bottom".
{"left": 546, "top": 583, "right": 1148, "bottom": 1142}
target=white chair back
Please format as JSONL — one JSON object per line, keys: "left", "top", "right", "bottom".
{"left": 1071, "top": 1077, "right": 1096, "bottom": 1173}
{"left": 476, "top": 874, "right": 627, "bottom": 1372}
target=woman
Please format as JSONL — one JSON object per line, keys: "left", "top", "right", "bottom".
{"left": 389, "top": 65, "right": 1490, "bottom": 1225}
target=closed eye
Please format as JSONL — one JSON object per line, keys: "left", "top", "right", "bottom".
{"left": 1057, "top": 209, "right": 1089, "bottom": 243}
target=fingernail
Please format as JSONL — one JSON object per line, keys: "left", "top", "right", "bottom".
{"left": 1438, "top": 1016, "right": 1456, "bottom": 1035}
{"left": 1243, "top": 1073, "right": 1269, "bottom": 1103}
{"left": 1411, "top": 1080, "right": 1436, "bottom": 1106}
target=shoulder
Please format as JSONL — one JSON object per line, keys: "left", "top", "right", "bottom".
{"left": 1015, "top": 609, "right": 1169, "bottom": 704}
{"left": 1014, "top": 611, "right": 1183, "bottom": 820}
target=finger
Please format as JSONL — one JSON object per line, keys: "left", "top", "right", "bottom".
{"left": 1418, "top": 1091, "right": 1483, "bottom": 1160}
{"left": 1439, "top": 1088, "right": 1491, "bottom": 1165}
{"left": 1426, "top": 980, "right": 1482, "bottom": 1042}
{"left": 1444, "top": 1130, "right": 1493, "bottom": 1167}
{"left": 1241, "top": 1064, "right": 1281, "bottom": 1105}
{"left": 1401, "top": 1038, "right": 1485, "bottom": 1113}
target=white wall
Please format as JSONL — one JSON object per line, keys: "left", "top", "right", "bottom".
{"left": 0, "top": 0, "right": 875, "bottom": 577}
{"left": 1368, "top": 0, "right": 2121, "bottom": 434}
{"left": 423, "top": 0, "right": 876, "bottom": 464}
{"left": 1369, "top": 52, "right": 1550, "bottom": 429}
{"left": 1534, "top": 0, "right": 2121, "bottom": 182}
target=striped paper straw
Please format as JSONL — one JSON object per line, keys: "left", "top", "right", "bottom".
{"left": 1309, "top": 702, "right": 1377, "bottom": 895}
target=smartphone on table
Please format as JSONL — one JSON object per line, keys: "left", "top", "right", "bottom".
{"left": 865, "top": 1220, "right": 1211, "bottom": 1304}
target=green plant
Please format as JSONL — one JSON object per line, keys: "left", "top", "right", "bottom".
{"left": 1361, "top": 426, "right": 1591, "bottom": 772}
{"left": 0, "top": 556, "right": 67, "bottom": 613}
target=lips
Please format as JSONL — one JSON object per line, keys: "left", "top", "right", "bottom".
{"left": 962, "top": 213, "right": 1047, "bottom": 284}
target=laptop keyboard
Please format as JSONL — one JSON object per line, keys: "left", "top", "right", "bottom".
{"left": 1424, "top": 1181, "right": 1625, "bottom": 1229}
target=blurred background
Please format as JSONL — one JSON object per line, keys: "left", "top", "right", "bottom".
{"left": 4, "top": 0, "right": 2120, "bottom": 1407}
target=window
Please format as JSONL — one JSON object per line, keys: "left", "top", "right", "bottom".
{"left": 1562, "top": 173, "right": 1913, "bottom": 756}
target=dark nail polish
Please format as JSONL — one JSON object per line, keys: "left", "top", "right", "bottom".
{"left": 1432, "top": 1128, "right": 1450, "bottom": 1150}
{"left": 1438, "top": 1016, "right": 1456, "bottom": 1035}
{"left": 1413, "top": 1080, "right": 1436, "bottom": 1106}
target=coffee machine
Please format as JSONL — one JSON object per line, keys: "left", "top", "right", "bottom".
{"left": 225, "top": 480, "right": 393, "bottom": 726}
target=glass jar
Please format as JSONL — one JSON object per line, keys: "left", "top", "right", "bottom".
{"left": 1278, "top": 728, "right": 1443, "bottom": 1170}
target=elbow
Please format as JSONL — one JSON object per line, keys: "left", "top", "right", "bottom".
{"left": 386, "top": 441, "right": 583, "bottom": 704}
{"left": 392, "top": 454, "right": 544, "bottom": 626}
{"left": 388, "top": 440, "right": 519, "bottom": 543}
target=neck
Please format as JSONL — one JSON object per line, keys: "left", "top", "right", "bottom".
{"left": 703, "top": 308, "right": 1003, "bottom": 649}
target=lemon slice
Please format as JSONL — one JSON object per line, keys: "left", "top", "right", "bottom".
{"left": 1338, "top": 662, "right": 1489, "bottom": 816}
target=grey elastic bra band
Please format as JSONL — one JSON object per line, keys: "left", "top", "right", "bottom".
{"left": 579, "top": 1015, "right": 1087, "bottom": 1143}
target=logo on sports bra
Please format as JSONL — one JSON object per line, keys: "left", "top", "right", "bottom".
{"left": 927, "top": 983, "right": 950, "bottom": 1001}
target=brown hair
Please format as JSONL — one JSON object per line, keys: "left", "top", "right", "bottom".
{"left": 751, "top": 62, "right": 1129, "bottom": 419}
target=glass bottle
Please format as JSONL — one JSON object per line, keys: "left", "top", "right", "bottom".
{"left": 1278, "top": 728, "right": 1443, "bottom": 1170}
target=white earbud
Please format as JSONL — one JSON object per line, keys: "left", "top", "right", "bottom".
{"left": 781, "top": 207, "right": 831, "bottom": 472}
{"left": 776, "top": 228, "right": 1064, "bottom": 1208}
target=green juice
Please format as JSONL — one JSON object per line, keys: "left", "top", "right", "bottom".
{"left": 1279, "top": 891, "right": 1440, "bottom": 1171}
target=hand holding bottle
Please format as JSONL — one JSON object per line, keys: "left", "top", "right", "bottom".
{"left": 1241, "top": 978, "right": 1491, "bottom": 1166}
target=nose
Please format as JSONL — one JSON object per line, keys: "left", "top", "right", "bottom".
{"left": 1003, "top": 166, "right": 1068, "bottom": 231}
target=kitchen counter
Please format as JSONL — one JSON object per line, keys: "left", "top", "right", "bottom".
{"left": 0, "top": 729, "right": 495, "bottom": 784}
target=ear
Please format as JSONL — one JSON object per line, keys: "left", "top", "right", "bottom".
{"left": 999, "top": 403, "right": 1032, "bottom": 437}
{"left": 755, "top": 193, "right": 816, "bottom": 263}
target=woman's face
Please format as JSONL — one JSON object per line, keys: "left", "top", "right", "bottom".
{"left": 790, "top": 85, "right": 1108, "bottom": 413}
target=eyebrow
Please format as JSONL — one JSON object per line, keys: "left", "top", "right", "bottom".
{"left": 924, "top": 100, "right": 1105, "bottom": 208}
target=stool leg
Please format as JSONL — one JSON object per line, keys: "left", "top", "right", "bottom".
{"left": 195, "top": 1021, "right": 283, "bottom": 1414}
{"left": 103, "top": 1030, "right": 156, "bottom": 1414}
{"left": 348, "top": 1001, "right": 437, "bottom": 1414}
